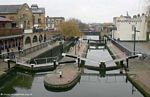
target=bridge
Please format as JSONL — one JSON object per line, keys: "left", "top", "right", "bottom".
{"left": 1, "top": 50, "right": 143, "bottom": 72}
{"left": 82, "top": 31, "right": 100, "bottom": 35}
{"left": 62, "top": 53, "right": 143, "bottom": 71}
{"left": 82, "top": 72, "right": 126, "bottom": 77}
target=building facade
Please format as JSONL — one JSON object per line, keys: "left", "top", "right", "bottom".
{"left": 0, "top": 17, "right": 23, "bottom": 54}
{"left": 31, "top": 4, "right": 45, "bottom": 30}
{"left": 46, "top": 16, "right": 65, "bottom": 31}
{"left": 0, "top": 3, "right": 33, "bottom": 31}
{"left": 113, "top": 14, "right": 147, "bottom": 41}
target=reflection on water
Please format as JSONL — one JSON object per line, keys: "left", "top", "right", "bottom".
{"left": 0, "top": 70, "right": 143, "bottom": 97}
{"left": 0, "top": 35, "right": 144, "bottom": 97}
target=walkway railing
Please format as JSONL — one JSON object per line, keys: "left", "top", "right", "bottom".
{"left": 22, "top": 39, "right": 55, "bottom": 56}
{"left": 33, "top": 56, "right": 58, "bottom": 65}
{"left": 16, "top": 57, "right": 30, "bottom": 64}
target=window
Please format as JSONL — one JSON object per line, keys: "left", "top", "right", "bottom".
{"left": 38, "top": 18, "right": 42, "bottom": 24}
{"left": 10, "top": 16, "right": 14, "bottom": 20}
{"left": 0, "top": 16, "right": 6, "bottom": 18}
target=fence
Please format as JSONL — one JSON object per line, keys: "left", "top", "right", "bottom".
{"left": 33, "top": 56, "right": 58, "bottom": 65}
{"left": 21, "top": 39, "right": 55, "bottom": 56}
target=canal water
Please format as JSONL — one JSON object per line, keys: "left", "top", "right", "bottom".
{"left": 0, "top": 35, "right": 144, "bottom": 97}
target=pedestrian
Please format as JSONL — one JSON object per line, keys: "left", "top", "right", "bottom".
{"left": 59, "top": 71, "right": 63, "bottom": 78}
{"left": 0, "top": 47, "right": 1, "bottom": 58}
{"left": 11, "top": 48, "right": 15, "bottom": 59}
{"left": 6, "top": 47, "right": 10, "bottom": 58}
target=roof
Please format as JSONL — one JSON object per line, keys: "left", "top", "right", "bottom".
{"left": 0, "top": 17, "right": 12, "bottom": 22}
{"left": 31, "top": 7, "right": 45, "bottom": 14}
{"left": 31, "top": 4, "right": 45, "bottom": 14}
{"left": 0, "top": 4, "right": 22, "bottom": 14}
{"left": 47, "top": 17, "right": 65, "bottom": 19}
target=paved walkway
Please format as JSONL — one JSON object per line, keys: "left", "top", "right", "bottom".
{"left": 108, "top": 41, "right": 150, "bottom": 96}
{"left": 107, "top": 41, "right": 127, "bottom": 59}
{"left": 0, "top": 60, "right": 15, "bottom": 77}
{"left": 118, "top": 41, "right": 150, "bottom": 55}
{"left": 128, "top": 59, "right": 150, "bottom": 96}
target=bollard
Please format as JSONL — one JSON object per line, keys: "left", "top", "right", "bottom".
{"left": 53, "top": 60, "right": 56, "bottom": 69}
{"left": 31, "top": 64, "right": 34, "bottom": 70}
{"left": 99, "top": 62, "right": 106, "bottom": 70}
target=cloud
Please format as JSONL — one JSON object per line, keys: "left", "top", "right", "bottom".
{"left": 0, "top": 0, "right": 142, "bottom": 23}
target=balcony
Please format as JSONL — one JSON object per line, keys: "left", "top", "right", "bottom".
{"left": 0, "top": 28, "right": 23, "bottom": 37}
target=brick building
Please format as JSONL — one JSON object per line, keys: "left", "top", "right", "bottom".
{"left": 31, "top": 4, "right": 45, "bottom": 30}
{"left": 0, "top": 3, "right": 33, "bottom": 31}
{"left": 0, "top": 17, "right": 23, "bottom": 54}
{"left": 46, "top": 16, "right": 65, "bottom": 31}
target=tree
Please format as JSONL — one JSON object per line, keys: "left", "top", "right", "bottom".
{"left": 69, "top": 18, "right": 89, "bottom": 31}
{"left": 58, "top": 19, "right": 81, "bottom": 38}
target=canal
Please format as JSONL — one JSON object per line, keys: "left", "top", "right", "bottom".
{"left": 0, "top": 35, "right": 144, "bottom": 97}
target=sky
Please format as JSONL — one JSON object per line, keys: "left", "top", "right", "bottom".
{"left": 0, "top": 0, "right": 146, "bottom": 23}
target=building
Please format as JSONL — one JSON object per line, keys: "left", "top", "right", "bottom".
{"left": 0, "top": 3, "right": 33, "bottom": 33}
{"left": 112, "top": 14, "right": 147, "bottom": 41}
{"left": 0, "top": 17, "right": 23, "bottom": 54}
{"left": 46, "top": 16, "right": 65, "bottom": 31}
{"left": 99, "top": 23, "right": 113, "bottom": 40}
{"left": 31, "top": 4, "right": 45, "bottom": 30}
{"left": 88, "top": 23, "right": 102, "bottom": 32}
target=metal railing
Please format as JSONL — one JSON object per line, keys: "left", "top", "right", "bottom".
{"left": 33, "top": 56, "right": 58, "bottom": 65}
{"left": 21, "top": 39, "right": 55, "bottom": 56}
{"left": 15, "top": 57, "right": 31, "bottom": 64}
{"left": 0, "top": 28, "right": 23, "bottom": 36}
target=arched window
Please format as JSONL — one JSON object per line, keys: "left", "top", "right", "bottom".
{"left": 25, "top": 37, "right": 31, "bottom": 44}
{"left": 39, "top": 35, "right": 43, "bottom": 43}
{"left": 33, "top": 35, "right": 38, "bottom": 43}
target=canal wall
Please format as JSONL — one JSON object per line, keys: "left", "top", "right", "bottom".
{"left": 110, "top": 39, "right": 132, "bottom": 56}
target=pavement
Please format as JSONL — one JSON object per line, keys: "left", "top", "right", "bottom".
{"left": 118, "top": 41, "right": 150, "bottom": 55}
{"left": 128, "top": 59, "right": 150, "bottom": 96}
{"left": 107, "top": 41, "right": 127, "bottom": 59}
{"left": 0, "top": 59, "right": 15, "bottom": 77}
{"left": 109, "top": 41, "right": 150, "bottom": 96}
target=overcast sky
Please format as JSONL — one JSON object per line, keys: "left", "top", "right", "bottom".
{"left": 0, "top": 0, "right": 145, "bottom": 23}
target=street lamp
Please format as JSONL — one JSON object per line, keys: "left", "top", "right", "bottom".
{"left": 133, "top": 26, "right": 140, "bottom": 55}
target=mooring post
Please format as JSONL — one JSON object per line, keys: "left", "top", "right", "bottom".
{"left": 99, "top": 62, "right": 106, "bottom": 70}
{"left": 31, "top": 64, "right": 34, "bottom": 70}
{"left": 53, "top": 60, "right": 56, "bottom": 69}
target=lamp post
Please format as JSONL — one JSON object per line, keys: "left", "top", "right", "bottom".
{"left": 133, "top": 26, "right": 136, "bottom": 55}
{"left": 133, "top": 26, "right": 140, "bottom": 55}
